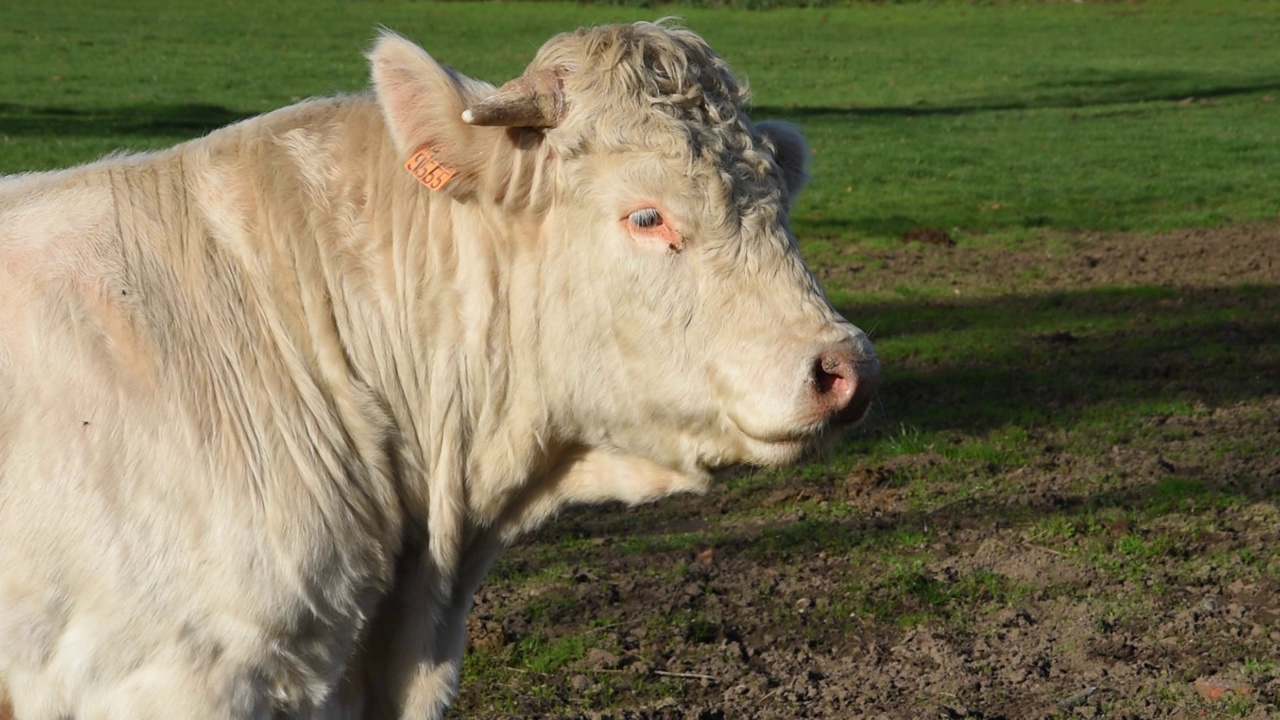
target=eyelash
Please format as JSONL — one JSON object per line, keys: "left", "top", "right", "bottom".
{"left": 629, "top": 208, "right": 662, "bottom": 229}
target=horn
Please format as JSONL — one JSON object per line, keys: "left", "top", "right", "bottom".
{"left": 462, "top": 67, "right": 567, "bottom": 128}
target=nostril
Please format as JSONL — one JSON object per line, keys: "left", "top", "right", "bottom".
{"left": 811, "top": 342, "right": 878, "bottom": 425}
{"left": 819, "top": 353, "right": 849, "bottom": 397}
{"left": 813, "top": 350, "right": 855, "bottom": 406}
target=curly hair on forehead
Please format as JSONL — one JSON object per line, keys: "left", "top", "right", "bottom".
{"left": 532, "top": 21, "right": 789, "bottom": 231}
{"left": 580, "top": 21, "right": 745, "bottom": 123}
{"left": 534, "top": 23, "right": 740, "bottom": 140}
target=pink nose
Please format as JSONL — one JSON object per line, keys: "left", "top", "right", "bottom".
{"left": 812, "top": 342, "right": 879, "bottom": 425}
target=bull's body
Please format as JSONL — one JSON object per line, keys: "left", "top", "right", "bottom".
{"left": 0, "top": 23, "right": 876, "bottom": 719}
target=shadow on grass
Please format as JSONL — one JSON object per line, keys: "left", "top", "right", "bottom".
{"left": 0, "top": 102, "right": 255, "bottom": 137}
{"left": 727, "top": 451, "right": 1280, "bottom": 573}
{"left": 753, "top": 72, "right": 1280, "bottom": 120}
{"left": 505, "top": 462, "right": 1280, "bottom": 585}
{"left": 511, "top": 466, "right": 1279, "bottom": 582}
{"left": 8, "top": 70, "right": 1275, "bottom": 137}
{"left": 853, "top": 284, "right": 1279, "bottom": 435}
{"left": 506, "top": 282, "right": 1279, "bottom": 574}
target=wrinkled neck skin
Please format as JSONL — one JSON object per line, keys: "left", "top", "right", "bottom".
{"left": 348, "top": 128, "right": 681, "bottom": 540}
{"left": 217, "top": 97, "right": 689, "bottom": 569}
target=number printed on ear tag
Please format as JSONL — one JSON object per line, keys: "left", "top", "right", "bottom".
{"left": 405, "top": 145, "right": 457, "bottom": 191}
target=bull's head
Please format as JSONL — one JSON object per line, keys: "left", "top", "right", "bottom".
{"left": 370, "top": 22, "right": 878, "bottom": 483}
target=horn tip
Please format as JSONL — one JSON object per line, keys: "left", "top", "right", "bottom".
{"left": 461, "top": 108, "right": 477, "bottom": 125}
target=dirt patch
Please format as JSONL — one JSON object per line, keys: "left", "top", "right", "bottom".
{"left": 818, "top": 222, "right": 1280, "bottom": 295}
{"left": 450, "top": 224, "right": 1280, "bottom": 719}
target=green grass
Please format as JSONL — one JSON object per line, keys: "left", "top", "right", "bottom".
{"left": 4, "top": 1, "right": 1279, "bottom": 240}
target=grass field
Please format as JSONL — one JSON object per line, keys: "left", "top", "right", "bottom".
{"left": 4, "top": 1, "right": 1279, "bottom": 239}
{"left": 3, "top": 1, "right": 1278, "bottom": 717}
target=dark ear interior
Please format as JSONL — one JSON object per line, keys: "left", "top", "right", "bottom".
{"left": 754, "top": 120, "right": 811, "bottom": 209}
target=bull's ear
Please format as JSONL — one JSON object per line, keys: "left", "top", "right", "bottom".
{"left": 369, "top": 32, "right": 492, "bottom": 195}
{"left": 755, "top": 120, "right": 811, "bottom": 209}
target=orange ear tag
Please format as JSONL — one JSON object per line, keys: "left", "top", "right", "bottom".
{"left": 404, "top": 145, "right": 457, "bottom": 191}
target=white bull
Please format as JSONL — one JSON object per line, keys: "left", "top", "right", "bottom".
{"left": 0, "top": 21, "right": 878, "bottom": 719}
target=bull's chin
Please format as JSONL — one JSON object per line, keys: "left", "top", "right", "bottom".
{"left": 734, "top": 428, "right": 833, "bottom": 469}
{"left": 681, "top": 418, "right": 844, "bottom": 478}
{"left": 726, "top": 404, "right": 875, "bottom": 470}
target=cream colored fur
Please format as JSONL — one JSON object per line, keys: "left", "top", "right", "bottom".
{"left": 0, "top": 22, "right": 874, "bottom": 720}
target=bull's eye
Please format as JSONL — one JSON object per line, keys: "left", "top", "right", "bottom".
{"left": 628, "top": 208, "right": 662, "bottom": 229}
{"left": 622, "top": 206, "right": 682, "bottom": 253}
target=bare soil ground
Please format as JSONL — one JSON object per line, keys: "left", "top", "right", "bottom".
{"left": 451, "top": 224, "right": 1280, "bottom": 720}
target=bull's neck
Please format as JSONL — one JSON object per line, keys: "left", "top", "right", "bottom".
{"left": 316, "top": 100, "right": 561, "bottom": 536}
{"left": 206, "top": 95, "right": 568, "bottom": 545}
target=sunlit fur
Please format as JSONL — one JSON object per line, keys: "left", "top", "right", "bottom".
{"left": 0, "top": 22, "right": 873, "bottom": 720}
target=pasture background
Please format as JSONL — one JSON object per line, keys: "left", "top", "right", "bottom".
{"left": 3, "top": 1, "right": 1278, "bottom": 717}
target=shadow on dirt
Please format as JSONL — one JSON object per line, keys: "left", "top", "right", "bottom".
{"left": 0, "top": 102, "right": 255, "bottom": 137}
{"left": 731, "top": 465, "right": 1279, "bottom": 563}
{"left": 517, "top": 461, "right": 1280, "bottom": 584}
